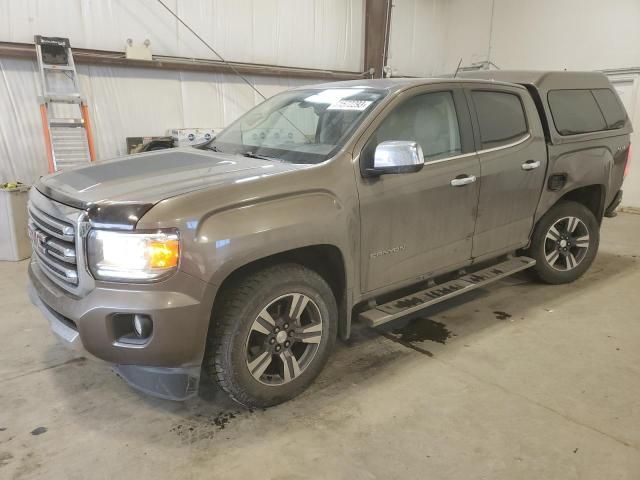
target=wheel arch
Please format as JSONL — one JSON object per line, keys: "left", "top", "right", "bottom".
{"left": 555, "top": 184, "right": 606, "bottom": 223}
{"left": 535, "top": 182, "right": 606, "bottom": 225}
{"left": 209, "top": 244, "right": 351, "bottom": 341}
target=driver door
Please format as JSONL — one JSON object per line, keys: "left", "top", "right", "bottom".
{"left": 355, "top": 86, "right": 480, "bottom": 293}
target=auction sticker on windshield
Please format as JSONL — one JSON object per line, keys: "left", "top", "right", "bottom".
{"left": 327, "top": 100, "right": 373, "bottom": 111}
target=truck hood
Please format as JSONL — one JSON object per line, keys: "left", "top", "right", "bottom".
{"left": 37, "top": 148, "right": 304, "bottom": 209}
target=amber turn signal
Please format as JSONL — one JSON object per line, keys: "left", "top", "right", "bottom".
{"left": 148, "top": 239, "right": 180, "bottom": 269}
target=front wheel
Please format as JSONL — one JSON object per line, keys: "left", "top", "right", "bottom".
{"left": 204, "top": 263, "right": 337, "bottom": 408}
{"left": 527, "top": 200, "right": 600, "bottom": 284}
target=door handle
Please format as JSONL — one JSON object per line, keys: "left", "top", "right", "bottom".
{"left": 522, "top": 160, "right": 541, "bottom": 171}
{"left": 450, "top": 175, "right": 477, "bottom": 187}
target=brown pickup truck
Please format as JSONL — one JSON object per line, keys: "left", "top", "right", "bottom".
{"left": 28, "top": 71, "right": 631, "bottom": 407}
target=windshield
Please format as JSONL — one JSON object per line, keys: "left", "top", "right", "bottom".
{"left": 207, "top": 87, "right": 387, "bottom": 164}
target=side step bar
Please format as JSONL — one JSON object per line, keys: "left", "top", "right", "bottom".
{"left": 359, "top": 256, "right": 536, "bottom": 327}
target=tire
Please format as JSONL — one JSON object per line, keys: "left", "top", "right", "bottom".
{"left": 527, "top": 200, "right": 600, "bottom": 284}
{"left": 204, "top": 263, "right": 338, "bottom": 408}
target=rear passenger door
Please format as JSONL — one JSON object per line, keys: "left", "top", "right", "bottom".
{"left": 466, "top": 86, "right": 548, "bottom": 260}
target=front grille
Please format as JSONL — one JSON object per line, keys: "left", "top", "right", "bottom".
{"left": 28, "top": 203, "right": 78, "bottom": 289}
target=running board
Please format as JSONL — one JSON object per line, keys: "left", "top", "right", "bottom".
{"left": 359, "top": 256, "right": 536, "bottom": 328}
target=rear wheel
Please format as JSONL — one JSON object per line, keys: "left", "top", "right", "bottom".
{"left": 528, "top": 201, "right": 600, "bottom": 284}
{"left": 204, "top": 263, "right": 337, "bottom": 408}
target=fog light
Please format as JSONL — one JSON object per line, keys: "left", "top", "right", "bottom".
{"left": 133, "top": 314, "right": 152, "bottom": 338}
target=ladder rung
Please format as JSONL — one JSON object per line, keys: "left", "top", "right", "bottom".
{"left": 53, "top": 149, "right": 88, "bottom": 155}
{"left": 51, "top": 131, "right": 86, "bottom": 137}
{"left": 51, "top": 139, "right": 86, "bottom": 144}
{"left": 52, "top": 139, "right": 87, "bottom": 144}
{"left": 52, "top": 144, "right": 88, "bottom": 151}
{"left": 53, "top": 147, "right": 88, "bottom": 154}
{"left": 43, "top": 64, "right": 75, "bottom": 71}
{"left": 51, "top": 127, "right": 85, "bottom": 132}
{"left": 49, "top": 118, "right": 84, "bottom": 127}
{"left": 54, "top": 155, "right": 90, "bottom": 162}
{"left": 43, "top": 94, "right": 83, "bottom": 104}
{"left": 53, "top": 146, "right": 85, "bottom": 152}
{"left": 55, "top": 159, "right": 90, "bottom": 166}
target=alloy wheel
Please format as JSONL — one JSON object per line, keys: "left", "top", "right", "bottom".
{"left": 245, "top": 293, "right": 323, "bottom": 386}
{"left": 544, "top": 216, "right": 590, "bottom": 271}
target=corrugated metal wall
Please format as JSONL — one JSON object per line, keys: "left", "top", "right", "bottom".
{"left": 0, "top": 58, "right": 322, "bottom": 183}
{"left": 0, "top": 0, "right": 364, "bottom": 184}
{"left": 386, "top": 0, "right": 640, "bottom": 207}
{"left": 0, "top": 0, "right": 364, "bottom": 70}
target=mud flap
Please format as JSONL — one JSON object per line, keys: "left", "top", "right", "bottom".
{"left": 113, "top": 364, "right": 201, "bottom": 401}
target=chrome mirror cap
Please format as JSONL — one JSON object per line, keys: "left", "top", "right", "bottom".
{"left": 369, "top": 140, "right": 425, "bottom": 176}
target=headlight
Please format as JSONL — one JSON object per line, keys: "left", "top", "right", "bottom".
{"left": 87, "top": 229, "right": 180, "bottom": 282}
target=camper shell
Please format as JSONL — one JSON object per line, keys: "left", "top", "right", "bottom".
{"left": 459, "top": 70, "right": 633, "bottom": 145}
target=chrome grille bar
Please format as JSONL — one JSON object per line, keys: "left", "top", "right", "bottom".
{"left": 28, "top": 205, "right": 75, "bottom": 242}
{"left": 33, "top": 247, "right": 78, "bottom": 284}
{"left": 28, "top": 199, "right": 79, "bottom": 290}
{"left": 44, "top": 236, "right": 77, "bottom": 264}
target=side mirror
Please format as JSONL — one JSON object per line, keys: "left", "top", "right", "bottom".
{"left": 365, "top": 141, "right": 425, "bottom": 177}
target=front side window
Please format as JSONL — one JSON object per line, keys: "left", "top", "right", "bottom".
{"left": 209, "top": 87, "right": 387, "bottom": 164}
{"left": 364, "top": 91, "right": 462, "bottom": 165}
{"left": 472, "top": 91, "right": 528, "bottom": 149}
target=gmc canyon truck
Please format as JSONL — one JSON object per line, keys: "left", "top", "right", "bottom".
{"left": 28, "top": 71, "right": 631, "bottom": 408}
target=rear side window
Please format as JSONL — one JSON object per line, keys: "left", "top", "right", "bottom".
{"left": 548, "top": 90, "right": 606, "bottom": 135}
{"left": 471, "top": 91, "right": 528, "bottom": 149}
{"left": 592, "top": 89, "right": 627, "bottom": 129}
{"left": 547, "top": 89, "right": 626, "bottom": 135}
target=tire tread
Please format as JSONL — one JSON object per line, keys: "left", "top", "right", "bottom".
{"left": 203, "top": 263, "right": 336, "bottom": 407}
{"left": 528, "top": 200, "right": 600, "bottom": 284}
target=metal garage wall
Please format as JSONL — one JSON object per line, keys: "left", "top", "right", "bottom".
{"left": 386, "top": 0, "right": 449, "bottom": 78}
{"left": 387, "top": 0, "right": 640, "bottom": 207}
{"left": 607, "top": 72, "right": 640, "bottom": 210}
{"left": 0, "top": 57, "right": 320, "bottom": 184}
{"left": 388, "top": 0, "right": 640, "bottom": 77}
{"left": 0, "top": 0, "right": 364, "bottom": 71}
{"left": 0, "top": 0, "right": 364, "bottom": 184}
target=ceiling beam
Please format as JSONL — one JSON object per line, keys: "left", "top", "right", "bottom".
{"left": 364, "top": 0, "right": 393, "bottom": 79}
{"left": 0, "top": 41, "right": 366, "bottom": 81}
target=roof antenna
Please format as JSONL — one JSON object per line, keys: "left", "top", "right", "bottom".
{"left": 453, "top": 58, "right": 463, "bottom": 78}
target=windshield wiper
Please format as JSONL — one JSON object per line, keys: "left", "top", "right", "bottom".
{"left": 202, "top": 144, "right": 222, "bottom": 152}
{"left": 241, "top": 151, "right": 278, "bottom": 161}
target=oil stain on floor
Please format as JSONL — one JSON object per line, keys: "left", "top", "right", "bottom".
{"left": 392, "top": 318, "right": 455, "bottom": 344}
{"left": 378, "top": 317, "right": 456, "bottom": 357}
{"left": 493, "top": 311, "right": 512, "bottom": 320}
{"left": 169, "top": 411, "right": 241, "bottom": 443}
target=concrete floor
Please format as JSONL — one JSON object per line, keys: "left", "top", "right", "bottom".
{"left": 1, "top": 213, "right": 639, "bottom": 480}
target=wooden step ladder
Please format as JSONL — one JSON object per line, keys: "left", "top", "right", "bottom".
{"left": 35, "top": 35, "right": 96, "bottom": 173}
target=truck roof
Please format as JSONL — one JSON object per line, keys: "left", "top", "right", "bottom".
{"left": 456, "top": 69, "right": 613, "bottom": 91}
{"left": 301, "top": 71, "right": 631, "bottom": 146}
{"left": 305, "top": 70, "right": 612, "bottom": 94}
{"left": 298, "top": 77, "right": 523, "bottom": 93}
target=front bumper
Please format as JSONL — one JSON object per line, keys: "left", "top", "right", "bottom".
{"left": 28, "top": 257, "right": 214, "bottom": 400}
